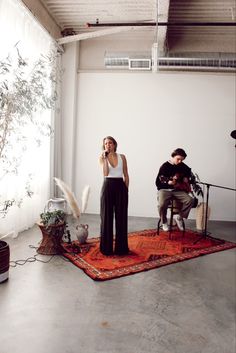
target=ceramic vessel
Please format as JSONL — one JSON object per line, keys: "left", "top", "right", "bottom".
{"left": 45, "top": 198, "right": 66, "bottom": 212}
{"left": 196, "top": 202, "right": 211, "bottom": 230}
{"left": 76, "top": 224, "right": 89, "bottom": 244}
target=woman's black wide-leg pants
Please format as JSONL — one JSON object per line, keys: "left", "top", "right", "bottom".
{"left": 100, "top": 178, "right": 129, "bottom": 255}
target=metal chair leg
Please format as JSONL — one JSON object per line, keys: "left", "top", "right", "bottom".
{"left": 169, "top": 198, "right": 185, "bottom": 239}
{"left": 157, "top": 218, "right": 161, "bottom": 235}
{"left": 169, "top": 199, "right": 174, "bottom": 240}
{"left": 157, "top": 198, "right": 186, "bottom": 238}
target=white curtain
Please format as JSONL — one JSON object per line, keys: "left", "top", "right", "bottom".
{"left": 0, "top": 0, "right": 56, "bottom": 237}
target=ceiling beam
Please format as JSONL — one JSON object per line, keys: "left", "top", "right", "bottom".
{"left": 57, "top": 26, "right": 145, "bottom": 44}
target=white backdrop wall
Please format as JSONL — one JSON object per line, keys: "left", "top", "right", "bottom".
{"left": 64, "top": 71, "right": 235, "bottom": 221}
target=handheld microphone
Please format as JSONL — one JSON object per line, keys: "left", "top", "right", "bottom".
{"left": 230, "top": 130, "right": 236, "bottom": 139}
{"left": 104, "top": 151, "right": 109, "bottom": 157}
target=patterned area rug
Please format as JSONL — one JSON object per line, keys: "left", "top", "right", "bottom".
{"left": 62, "top": 229, "right": 236, "bottom": 281}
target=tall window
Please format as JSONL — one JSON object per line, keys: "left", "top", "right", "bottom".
{"left": 0, "top": 0, "right": 56, "bottom": 236}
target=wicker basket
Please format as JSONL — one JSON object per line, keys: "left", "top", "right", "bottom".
{"left": 0, "top": 240, "right": 10, "bottom": 283}
{"left": 37, "top": 222, "right": 65, "bottom": 255}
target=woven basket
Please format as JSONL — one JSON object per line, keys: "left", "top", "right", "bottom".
{"left": 0, "top": 240, "right": 10, "bottom": 283}
{"left": 37, "top": 222, "right": 65, "bottom": 255}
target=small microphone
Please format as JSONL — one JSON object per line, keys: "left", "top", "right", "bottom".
{"left": 104, "top": 151, "right": 109, "bottom": 157}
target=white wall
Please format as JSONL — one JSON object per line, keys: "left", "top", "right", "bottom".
{"left": 71, "top": 71, "right": 235, "bottom": 221}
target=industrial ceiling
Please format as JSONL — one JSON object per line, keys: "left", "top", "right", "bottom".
{"left": 22, "top": 0, "right": 236, "bottom": 70}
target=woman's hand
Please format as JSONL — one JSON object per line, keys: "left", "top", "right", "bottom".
{"left": 102, "top": 150, "right": 109, "bottom": 159}
{"left": 99, "top": 151, "right": 108, "bottom": 163}
{"left": 99, "top": 151, "right": 109, "bottom": 176}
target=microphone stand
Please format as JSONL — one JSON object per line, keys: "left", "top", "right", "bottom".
{"left": 193, "top": 181, "right": 236, "bottom": 245}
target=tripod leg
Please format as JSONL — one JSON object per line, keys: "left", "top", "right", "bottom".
{"left": 203, "top": 185, "right": 210, "bottom": 237}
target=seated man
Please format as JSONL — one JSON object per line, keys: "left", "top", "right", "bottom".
{"left": 155, "top": 148, "right": 194, "bottom": 231}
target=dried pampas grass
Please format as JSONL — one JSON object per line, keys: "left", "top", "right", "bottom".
{"left": 81, "top": 185, "right": 90, "bottom": 213}
{"left": 54, "top": 178, "right": 90, "bottom": 218}
{"left": 54, "top": 177, "right": 81, "bottom": 219}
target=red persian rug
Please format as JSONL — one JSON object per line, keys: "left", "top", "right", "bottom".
{"left": 62, "top": 229, "right": 236, "bottom": 281}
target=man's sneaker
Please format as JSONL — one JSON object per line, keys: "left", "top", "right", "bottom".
{"left": 162, "top": 223, "right": 169, "bottom": 232}
{"left": 174, "top": 215, "right": 184, "bottom": 231}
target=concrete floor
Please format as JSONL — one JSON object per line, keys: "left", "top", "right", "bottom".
{"left": 0, "top": 215, "right": 235, "bottom": 353}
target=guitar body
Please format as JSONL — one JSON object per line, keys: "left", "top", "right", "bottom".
{"left": 159, "top": 173, "right": 191, "bottom": 193}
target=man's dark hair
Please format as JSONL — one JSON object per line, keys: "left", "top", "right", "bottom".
{"left": 171, "top": 148, "right": 187, "bottom": 158}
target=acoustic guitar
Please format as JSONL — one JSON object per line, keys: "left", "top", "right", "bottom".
{"left": 159, "top": 173, "right": 192, "bottom": 193}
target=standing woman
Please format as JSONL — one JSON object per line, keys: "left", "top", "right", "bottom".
{"left": 99, "top": 136, "right": 129, "bottom": 256}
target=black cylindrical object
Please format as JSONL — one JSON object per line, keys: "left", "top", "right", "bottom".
{"left": 0, "top": 240, "right": 10, "bottom": 283}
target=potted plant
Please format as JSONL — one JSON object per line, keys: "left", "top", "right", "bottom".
{"left": 190, "top": 173, "right": 212, "bottom": 231}
{"left": 191, "top": 172, "right": 204, "bottom": 197}
{"left": 37, "top": 210, "right": 67, "bottom": 255}
{"left": 190, "top": 172, "right": 204, "bottom": 208}
{"left": 0, "top": 47, "right": 60, "bottom": 218}
{"left": 54, "top": 178, "right": 90, "bottom": 244}
{"left": 37, "top": 177, "right": 91, "bottom": 254}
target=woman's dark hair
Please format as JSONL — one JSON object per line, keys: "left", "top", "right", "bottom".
{"left": 171, "top": 148, "right": 187, "bottom": 158}
{"left": 102, "top": 136, "right": 118, "bottom": 152}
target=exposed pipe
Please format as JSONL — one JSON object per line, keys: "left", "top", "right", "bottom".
{"left": 87, "top": 21, "right": 236, "bottom": 27}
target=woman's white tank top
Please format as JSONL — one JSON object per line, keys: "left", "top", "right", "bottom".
{"left": 106, "top": 154, "right": 123, "bottom": 178}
